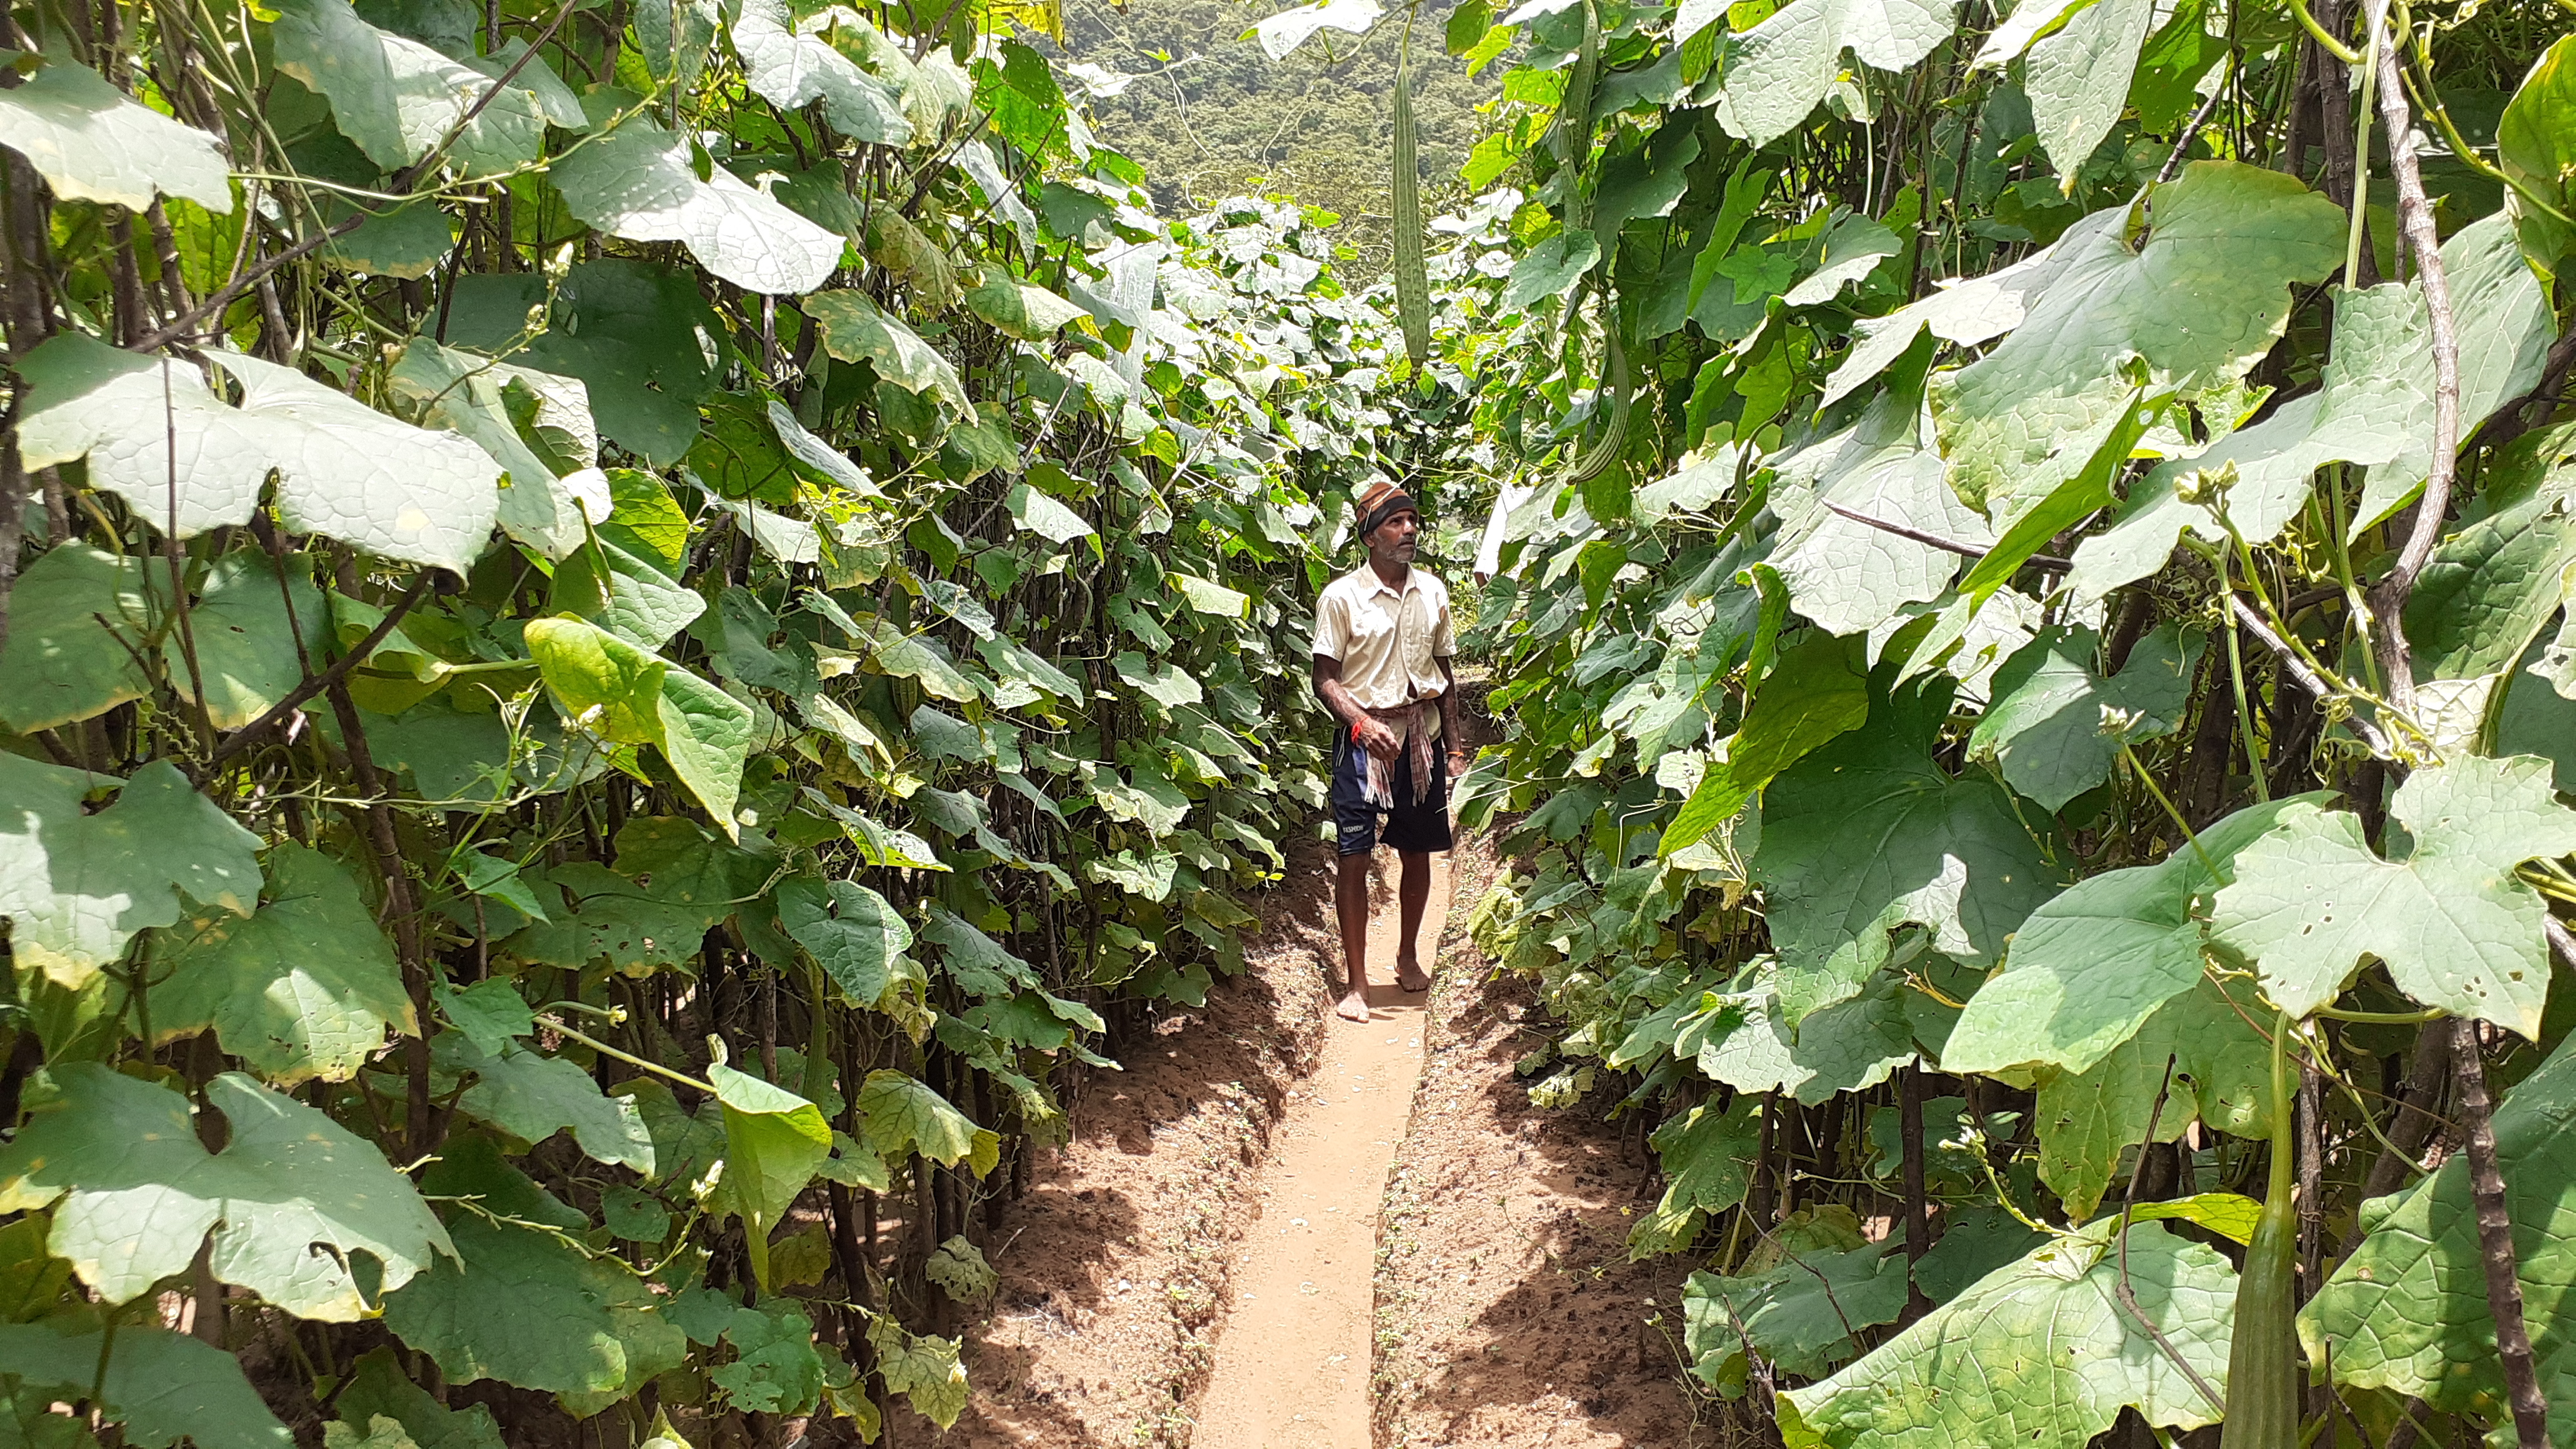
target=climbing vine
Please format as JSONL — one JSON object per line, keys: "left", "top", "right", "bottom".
{"left": 0, "top": 0, "right": 1486, "bottom": 1442}
{"left": 1361, "top": 0, "right": 2576, "bottom": 1441}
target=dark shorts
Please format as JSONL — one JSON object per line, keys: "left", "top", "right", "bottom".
{"left": 1330, "top": 727, "right": 1453, "bottom": 857}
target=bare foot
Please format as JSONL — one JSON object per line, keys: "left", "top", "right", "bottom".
{"left": 1334, "top": 987, "right": 1371, "bottom": 1022}
{"left": 1394, "top": 957, "right": 1432, "bottom": 993}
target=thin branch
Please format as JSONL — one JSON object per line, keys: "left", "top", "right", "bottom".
{"left": 2360, "top": 2, "right": 2463, "bottom": 723}
{"left": 1818, "top": 499, "right": 2072, "bottom": 572}
{"left": 2115, "top": 1055, "right": 2229, "bottom": 1414}
{"left": 202, "top": 570, "right": 440, "bottom": 770}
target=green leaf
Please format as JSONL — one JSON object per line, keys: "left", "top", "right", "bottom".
{"left": 180, "top": 551, "right": 330, "bottom": 729}
{"left": 0, "top": 61, "right": 232, "bottom": 212}
{"left": 728, "top": 0, "right": 912, "bottom": 144}
{"left": 856, "top": 1069, "right": 995, "bottom": 1172}
{"left": 334, "top": 1348, "right": 506, "bottom": 1449}
{"left": 1666, "top": 633, "right": 1867, "bottom": 856}
{"left": 1752, "top": 677, "right": 2064, "bottom": 1022}
{"left": 1910, "top": 1203, "right": 2044, "bottom": 1304}
{"left": 2402, "top": 466, "right": 2576, "bottom": 684}
{"left": 964, "top": 271, "right": 1090, "bottom": 339}
{"left": 707, "top": 1065, "right": 832, "bottom": 1293}
{"left": 655, "top": 666, "right": 753, "bottom": 829}
{"left": 1499, "top": 231, "right": 1599, "bottom": 313}
{"left": 2033, "top": 975, "right": 2274, "bottom": 1217}
{"left": 1169, "top": 573, "right": 1252, "bottom": 619}
{"left": 2021, "top": 0, "right": 2154, "bottom": 177}
{"left": 270, "top": 0, "right": 556, "bottom": 173}
{"left": 552, "top": 115, "right": 845, "bottom": 295}
{"left": 2213, "top": 756, "right": 2576, "bottom": 1037}
{"left": 0, "top": 754, "right": 262, "bottom": 989}
{"left": 708, "top": 1300, "right": 829, "bottom": 1415}
{"left": 1007, "top": 481, "right": 1096, "bottom": 544}
{"left": 867, "top": 1317, "right": 969, "bottom": 1428}
{"left": 1710, "top": 0, "right": 1961, "bottom": 147}
{"left": 383, "top": 1210, "right": 675, "bottom": 1396}
{"left": 925, "top": 1236, "right": 997, "bottom": 1300}
{"left": 0, "top": 1065, "right": 453, "bottom": 1319}
{"left": 0, "top": 540, "right": 152, "bottom": 733}
{"left": 1651, "top": 1097, "right": 1760, "bottom": 1219}
{"left": 1692, "top": 964, "right": 1917, "bottom": 1103}
{"left": 1930, "top": 162, "right": 2344, "bottom": 515}
{"left": 451, "top": 263, "right": 717, "bottom": 467}
{"left": 1775, "top": 1221, "right": 2235, "bottom": 1449}
{"left": 525, "top": 615, "right": 667, "bottom": 744}
{"left": 1115, "top": 650, "right": 1203, "bottom": 710}
{"left": 778, "top": 876, "right": 914, "bottom": 1005}
{"left": 436, "top": 1034, "right": 656, "bottom": 1173}
{"left": 806, "top": 290, "right": 972, "bottom": 417}
{"left": 1943, "top": 795, "right": 2316, "bottom": 1076}
{"left": 2302, "top": 1030, "right": 2576, "bottom": 1445}
{"left": 152, "top": 844, "right": 414, "bottom": 1085}
{"left": 2500, "top": 33, "right": 2576, "bottom": 273}
{"left": 1966, "top": 623, "right": 2200, "bottom": 811}
{"left": 0, "top": 1315, "right": 290, "bottom": 1449}
{"left": 1685, "top": 1239, "right": 1911, "bottom": 1378}
{"left": 921, "top": 903, "right": 1039, "bottom": 996}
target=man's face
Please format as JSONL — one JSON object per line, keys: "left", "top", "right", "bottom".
{"left": 1367, "top": 508, "right": 1420, "bottom": 564}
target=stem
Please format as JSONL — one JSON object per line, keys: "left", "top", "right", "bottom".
{"left": 544, "top": 1017, "right": 718, "bottom": 1095}
{"left": 2452, "top": 1018, "right": 2549, "bottom": 1448}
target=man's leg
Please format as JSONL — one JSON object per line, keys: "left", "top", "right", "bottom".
{"left": 1335, "top": 850, "right": 1374, "bottom": 1021}
{"left": 1393, "top": 851, "right": 1433, "bottom": 992}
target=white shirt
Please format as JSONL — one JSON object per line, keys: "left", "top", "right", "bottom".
{"left": 1311, "top": 564, "right": 1456, "bottom": 739}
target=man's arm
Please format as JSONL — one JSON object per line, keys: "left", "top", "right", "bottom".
{"left": 1315, "top": 655, "right": 1401, "bottom": 759}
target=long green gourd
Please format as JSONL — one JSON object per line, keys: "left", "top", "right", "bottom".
{"left": 2220, "top": 1015, "right": 2300, "bottom": 1449}
{"left": 1392, "top": 57, "right": 1430, "bottom": 367}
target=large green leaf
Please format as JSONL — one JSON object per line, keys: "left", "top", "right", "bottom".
{"left": 1966, "top": 623, "right": 2200, "bottom": 811}
{"left": 655, "top": 666, "right": 754, "bottom": 829}
{"left": 17, "top": 339, "right": 502, "bottom": 572}
{"left": 856, "top": 1069, "right": 996, "bottom": 1173}
{"left": 0, "top": 1065, "right": 453, "bottom": 1319}
{"left": 1930, "top": 162, "right": 2344, "bottom": 515}
{"left": 1685, "top": 1239, "right": 1911, "bottom": 1378}
{"left": 552, "top": 114, "right": 844, "bottom": 295}
{"left": 964, "top": 271, "right": 1090, "bottom": 339}
{"left": 0, "top": 1315, "right": 290, "bottom": 1449}
{"left": 1775, "top": 1221, "right": 2235, "bottom": 1449}
{"left": 525, "top": 615, "right": 666, "bottom": 743}
{"left": 180, "top": 551, "right": 331, "bottom": 729}
{"left": 1690, "top": 964, "right": 1918, "bottom": 1103}
{"left": 1664, "top": 633, "right": 1868, "bottom": 856}
{"left": 1943, "top": 795, "right": 2316, "bottom": 1076}
{"left": 2303, "top": 1031, "right": 2576, "bottom": 1445}
{"left": 805, "top": 290, "right": 972, "bottom": 417}
{"left": 2402, "top": 468, "right": 2576, "bottom": 683}
{"left": 151, "top": 844, "right": 415, "bottom": 1085}
{"left": 447, "top": 263, "right": 718, "bottom": 467}
{"left": 383, "top": 1208, "right": 673, "bottom": 1396}
{"left": 778, "top": 876, "right": 914, "bottom": 1005}
{"left": 386, "top": 341, "right": 608, "bottom": 563}
{"left": 2020, "top": 0, "right": 2154, "bottom": 177}
{"left": 436, "top": 1034, "right": 656, "bottom": 1173}
{"left": 1711, "top": 0, "right": 1961, "bottom": 146}
{"left": 0, "top": 61, "right": 232, "bottom": 212}
{"left": 2212, "top": 755, "right": 2576, "bottom": 1037}
{"left": 728, "top": 0, "right": 912, "bottom": 144}
{"left": 1752, "top": 677, "right": 2064, "bottom": 1022}
{"left": 0, "top": 540, "right": 152, "bottom": 731}
{"left": 1767, "top": 374, "right": 1994, "bottom": 637}
{"left": 2500, "top": 33, "right": 2576, "bottom": 273}
{"left": 0, "top": 754, "right": 262, "bottom": 989}
{"left": 333, "top": 1349, "right": 506, "bottom": 1449}
{"left": 708, "top": 1064, "right": 832, "bottom": 1292}
{"left": 270, "top": 0, "right": 568, "bottom": 173}
{"left": 2033, "top": 975, "right": 2274, "bottom": 1217}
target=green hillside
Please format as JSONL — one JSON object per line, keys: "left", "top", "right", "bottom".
{"left": 1051, "top": 0, "right": 1505, "bottom": 272}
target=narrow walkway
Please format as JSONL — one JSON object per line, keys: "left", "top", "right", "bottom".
{"left": 1191, "top": 851, "right": 1458, "bottom": 1449}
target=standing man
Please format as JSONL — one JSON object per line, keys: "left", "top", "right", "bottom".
{"left": 1310, "top": 479, "right": 1465, "bottom": 1023}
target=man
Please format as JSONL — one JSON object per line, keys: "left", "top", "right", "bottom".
{"left": 1310, "top": 479, "right": 1465, "bottom": 1023}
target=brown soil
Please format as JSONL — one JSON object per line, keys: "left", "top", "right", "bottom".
{"left": 1191, "top": 850, "right": 1454, "bottom": 1449}
{"left": 1370, "top": 830, "right": 1708, "bottom": 1449}
{"left": 917, "top": 836, "right": 1342, "bottom": 1448}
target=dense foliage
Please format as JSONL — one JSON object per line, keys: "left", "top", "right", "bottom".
{"left": 1387, "top": 0, "right": 2576, "bottom": 1442}
{"left": 0, "top": 1, "right": 1482, "bottom": 1442}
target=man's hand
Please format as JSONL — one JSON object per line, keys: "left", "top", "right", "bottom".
{"left": 1447, "top": 748, "right": 1470, "bottom": 778}
{"left": 1353, "top": 715, "right": 1402, "bottom": 761}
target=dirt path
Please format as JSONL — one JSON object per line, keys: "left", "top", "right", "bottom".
{"left": 1190, "top": 851, "right": 1458, "bottom": 1449}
